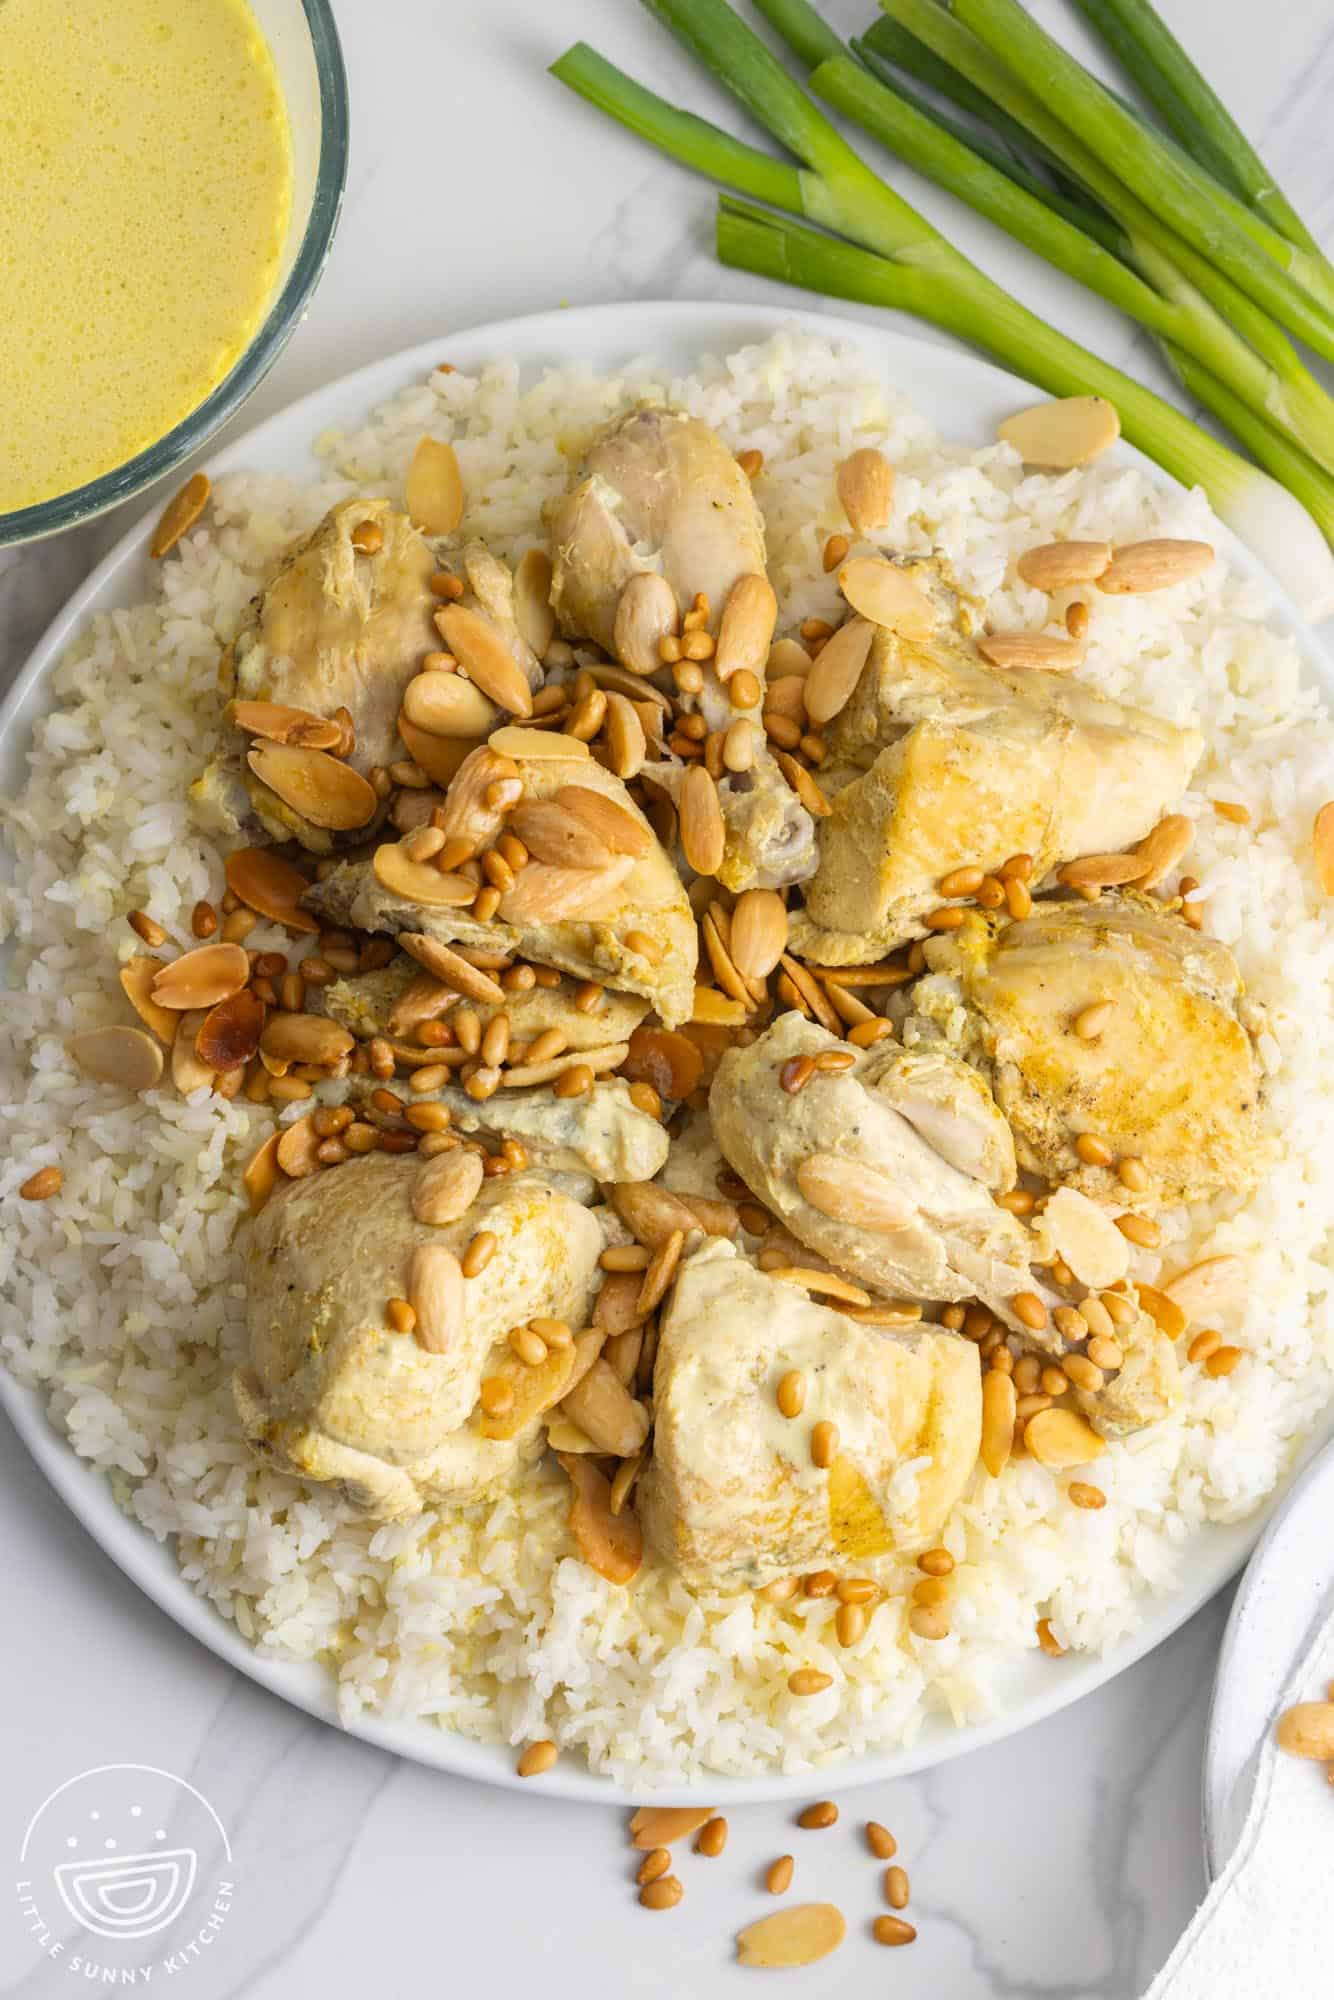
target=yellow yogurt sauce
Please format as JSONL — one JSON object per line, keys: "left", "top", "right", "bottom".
{"left": 0, "top": 0, "right": 292, "bottom": 512}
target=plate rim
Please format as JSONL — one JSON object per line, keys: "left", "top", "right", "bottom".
{"left": 3, "top": 294, "right": 1331, "bottom": 1805}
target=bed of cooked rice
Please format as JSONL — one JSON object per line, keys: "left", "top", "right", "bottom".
{"left": 3, "top": 330, "right": 1334, "bottom": 1785}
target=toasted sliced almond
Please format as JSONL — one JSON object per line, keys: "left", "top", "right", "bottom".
{"left": 1098, "top": 538, "right": 1214, "bottom": 595}
{"left": 555, "top": 785, "right": 650, "bottom": 857}
{"left": 372, "top": 842, "right": 479, "bottom": 908}
{"left": 980, "top": 1368, "right": 1016, "bottom": 1477}
{"left": 692, "top": 985, "right": 747, "bottom": 1028}
{"left": 837, "top": 558, "right": 936, "bottom": 639}
{"left": 397, "top": 933, "right": 506, "bottom": 1003}
{"left": 602, "top": 692, "right": 648, "bottom": 780}
{"left": 998, "top": 395, "right": 1120, "bottom": 468}
{"left": 170, "top": 1009, "right": 215, "bottom": 1092}
{"left": 680, "top": 765, "right": 726, "bottom": 877}
{"left": 507, "top": 798, "right": 613, "bottom": 870}
{"left": 151, "top": 472, "right": 210, "bottom": 558}
{"left": 67, "top": 1025, "right": 164, "bottom": 1092}
{"left": 386, "top": 970, "right": 454, "bottom": 1037}
{"left": 1015, "top": 541, "right": 1112, "bottom": 591}
{"left": 227, "top": 699, "right": 344, "bottom": 749}
{"left": 736, "top": 1905, "right": 847, "bottom": 1969}
{"left": 559, "top": 1357, "right": 650, "bottom": 1457}
{"left": 978, "top": 632, "right": 1084, "bottom": 673}
{"left": 1024, "top": 1408, "right": 1107, "bottom": 1469}
{"left": 559, "top": 1452, "right": 643, "bottom": 1584}
{"left": 1161, "top": 1254, "right": 1245, "bottom": 1321}
{"left": 196, "top": 989, "right": 266, "bottom": 1072}
{"left": 489, "top": 724, "right": 590, "bottom": 762}
{"left": 276, "top": 1114, "right": 321, "bottom": 1179}
{"left": 406, "top": 436, "right": 464, "bottom": 536}
{"left": 480, "top": 1343, "right": 577, "bottom": 1439}
{"left": 836, "top": 446, "right": 894, "bottom": 537}
{"left": 1057, "top": 851, "right": 1148, "bottom": 889}
{"left": 409, "top": 1243, "right": 465, "bottom": 1355}
{"left": 500, "top": 1041, "right": 629, "bottom": 1088}
{"left": 436, "top": 604, "right": 533, "bottom": 717}
{"left": 1314, "top": 802, "right": 1334, "bottom": 894}
{"left": 224, "top": 847, "right": 319, "bottom": 934}
{"left": 243, "top": 1130, "right": 284, "bottom": 1212}
{"left": 1136, "top": 1283, "right": 1188, "bottom": 1340}
{"left": 120, "top": 956, "right": 180, "bottom": 1043}
{"left": 802, "top": 617, "right": 874, "bottom": 726}
{"left": 401, "top": 671, "right": 498, "bottom": 739}
{"left": 730, "top": 889, "right": 788, "bottom": 980}
{"left": 630, "top": 1807, "right": 716, "bottom": 1849}
{"left": 151, "top": 943, "right": 250, "bottom": 1011}
{"left": 796, "top": 1152, "right": 916, "bottom": 1232}
{"left": 514, "top": 547, "right": 555, "bottom": 660}
{"left": 260, "top": 1011, "right": 355, "bottom": 1067}
{"left": 413, "top": 1150, "right": 484, "bottom": 1225}
{"left": 248, "top": 744, "right": 378, "bottom": 831}
{"left": 613, "top": 571, "right": 679, "bottom": 676}
{"left": 1134, "top": 812, "right": 1193, "bottom": 888}
{"left": 397, "top": 716, "right": 476, "bottom": 789}
{"left": 715, "top": 573, "right": 778, "bottom": 683}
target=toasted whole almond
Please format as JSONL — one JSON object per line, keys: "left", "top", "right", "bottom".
{"left": 372, "top": 842, "right": 480, "bottom": 908}
{"left": 436, "top": 604, "right": 533, "bottom": 717}
{"left": 406, "top": 436, "right": 464, "bottom": 536}
{"left": 413, "top": 1149, "right": 484, "bottom": 1226}
{"left": 558, "top": 1357, "right": 650, "bottom": 1457}
{"left": 768, "top": 638, "right": 813, "bottom": 680}
{"left": 715, "top": 572, "right": 778, "bottom": 683}
{"left": 680, "top": 765, "right": 726, "bottom": 877}
{"left": 500, "top": 856, "right": 633, "bottom": 923}
{"left": 248, "top": 743, "right": 379, "bottom": 831}
{"left": 602, "top": 691, "right": 648, "bottom": 780}
{"left": 508, "top": 798, "right": 613, "bottom": 870}
{"left": 735, "top": 1904, "right": 847, "bottom": 1969}
{"left": 1161, "top": 1254, "right": 1245, "bottom": 1320}
{"left": 837, "top": 558, "right": 937, "bottom": 639}
{"left": 836, "top": 446, "right": 895, "bottom": 537}
{"left": 397, "top": 716, "right": 476, "bottom": 789}
{"left": 150, "top": 472, "right": 210, "bottom": 558}
{"left": 409, "top": 1242, "right": 466, "bottom": 1355}
{"left": 227, "top": 698, "right": 344, "bottom": 750}
{"left": 1015, "top": 540, "right": 1112, "bottom": 590}
{"left": 171, "top": 1009, "right": 215, "bottom": 1092}
{"left": 196, "top": 988, "right": 266, "bottom": 1072}
{"left": 558, "top": 1451, "right": 643, "bottom": 1584}
{"left": 1314, "top": 802, "right": 1334, "bottom": 894}
{"left": 488, "top": 724, "right": 590, "bottom": 761}
{"left": 260, "top": 1011, "right": 355, "bottom": 1067}
{"left": 397, "top": 933, "right": 506, "bottom": 1003}
{"left": 67, "top": 1025, "right": 164, "bottom": 1092}
{"left": 401, "top": 671, "right": 498, "bottom": 739}
{"left": 1098, "top": 537, "right": 1214, "bottom": 594}
{"left": 276, "top": 1114, "right": 321, "bottom": 1179}
{"left": 119, "top": 956, "right": 180, "bottom": 1043}
{"left": 802, "top": 617, "right": 874, "bottom": 726}
{"left": 730, "top": 889, "right": 789, "bottom": 980}
{"left": 609, "top": 1180, "right": 702, "bottom": 1249}
{"left": 555, "top": 784, "right": 650, "bottom": 857}
{"left": 243, "top": 1129, "right": 284, "bottom": 1212}
{"left": 224, "top": 847, "right": 320, "bottom": 934}
{"left": 1134, "top": 812, "right": 1193, "bottom": 888}
{"left": 629, "top": 1807, "right": 717, "bottom": 1848}
{"left": 1275, "top": 1701, "right": 1334, "bottom": 1761}
{"left": 978, "top": 632, "right": 1085, "bottom": 673}
{"left": 614, "top": 571, "right": 679, "bottom": 676}
{"left": 433, "top": 744, "right": 519, "bottom": 851}
{"left": 514, "top": 546, "right": 556, "bottom": 660}
{"left": 797, "top": 1152, "right": 917, "bottom": 1233}
{"left": 1024, "top": 1407, "right": 1107, "bottom": 1468}
{"left": 151, "top": 942, "right": 251, "bottom": 1011}
{"left": 998, "top": 395, "right": 1120, "bottom": 468}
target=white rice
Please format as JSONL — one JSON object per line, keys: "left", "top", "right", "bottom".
{"left": 4, "top": 329, "right": 1334, "bottom": 1784}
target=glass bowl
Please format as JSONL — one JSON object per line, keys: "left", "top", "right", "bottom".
{"left": 0, "top": 0, "right": 349, "bottom": 551}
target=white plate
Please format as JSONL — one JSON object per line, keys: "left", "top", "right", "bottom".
{"left": 1203, "top": 1436, "right": 1334, "bottom": 1878}
{"left": 4, "top": 298, "right": 1333, "bottom": 1806}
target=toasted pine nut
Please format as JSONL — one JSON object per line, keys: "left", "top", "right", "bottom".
{"left": 909, "top": 1604, "right": 951, "bottom": 1641}
{"left": 917, "top": 1547, "right": 954, "bottom": 1577}
{"left": 835, "top": 1601, "right": 868, "bottom": 1647}
{"left": 1068, "top": 1482, "right": 1106, "bottom": 1509}
{"left": 19, "top": 1165, "right": 63, "bottom": 1201}
{"left": 797, "top": 1801, "right": 838, "bottom": 1830}
{"left": 872, "top": 1916, "right": 917, "bottom": 1947}
{"left": 765, "top": 1855, "right": 795, "bottom": 1895}
{"left": 788, "top": 1669, "right": 832, "bottom": 1697}
{"left": 462, "top": 1230, "right": 497, "bottom": 1277}
{"left": 810, "top": 1420, "right": 839, "bottom": 1470}
{"left": 386, "top": 1298, "right": 416, "bottom": 1334}
{"left": 1116, "top": 1211, "right": 1161, "bottom": 1248}
{"left": 695, "top": 1816, "right": 728, "bottom": 1857}
{"left": 516, "top": 1739, "right": 557, "bottom": 1777}
{"left": 1012, "top": 1291, "right": 1048, "bottom": 1331}
{"left": 639, "top": 1876, "right": 684, "bottom": 1911}
{"left": 884, "top": 1866, "right": 910, "bottom": 1909}
{"left": 128, "top": 909, "right": 168, "bottom": 947}
{"left": 776, "top": 1368, "right": 806, "bottom": 1418}
{"left": 637, "top": 1848, "right": 671, "bottom": 1887}
{"left": 1187, "top": 1327, "right": 1222, "bottom": 1364}
{"left": 1075, "top": 1132, "right": 1113, "bottom": 1166}
{"left": 1205, "top": 1344, "right": 1243, "bottom": 1378}
{"left": 865, "top": 1822, "right": 897, "bottom": 1860}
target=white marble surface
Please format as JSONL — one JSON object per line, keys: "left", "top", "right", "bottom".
{"left": 3, "top": 1, "right": 1332, "bottom": 1992}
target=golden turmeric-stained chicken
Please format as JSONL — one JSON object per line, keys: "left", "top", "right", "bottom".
{"left": 233, "top": 1154, "right": 603, "bottom": 1519}
{"left": 639, "top": 1240, "right": 982, "bottom": 1585}
{"left": 322, "top": 956, "right": 649, "bottom": 1052}
{"left": 916, "top": 896, "right": 1264, "bottom": 1205}
{"left": 710, "top": 1012, "right": 1034, "bottom": 1322}
{"left": 410, "top": 1079, "right": 669, "bottom": 1187}
{"left": 307, "top": 733, "right": 699, "bottom": 1026}
{"left": 789, "top": 597, "right": 1203, "bottom": 962}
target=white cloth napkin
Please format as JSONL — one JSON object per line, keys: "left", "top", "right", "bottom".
{"left": 1140, "top": 1600, "right": 1334, "bottom": 1999}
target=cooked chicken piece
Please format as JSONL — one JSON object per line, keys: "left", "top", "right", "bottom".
{"left": 233, "top": 1155, "right": 603, "bottom": 1519}
{"left": 917, "top": 896, "right": 1264, "bottom": 1205}
{"left": 306, "top": 738, "right": 698, "bottom": 1025}
{"left": 458, "top": 538, "right": 543, "bottom": 690}
{"left": 195, "top": 499, "right": 439, "bottom": 853}
{"left": 548, "top": 404, "right": 815, "bottom": 891}
{"left": 788, "top": 603, "right": 1202, "bottom": 962}
{"left": 1080, "top": 1310, "right": 1181, "bottom": 1437}
{"left": 710, "top": 1013, "right": 1031, "bottom": 1322}
{"left": 321, "top": 957, "right": 648, "bottom": 1049}
{"left": 410, "top": 1078, "right": 669, "bottom": 1186}
{"left": 639, "top": 1240, "right": 981, "bottom": 1585}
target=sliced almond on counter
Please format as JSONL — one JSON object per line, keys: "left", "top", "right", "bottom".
{"left": 509, "top": 797, "right": 614, "bottom": 870}
{"left": 555, "top": 785, "right": 650, "bottom": 857}
{"left": 837, "top": 558, "right": 937, "bottom": 639}
{"left": 998, "top": 395, "right": 1120, "bottom": 468}
{"left": 715, "top": 572, "right": 778, "bottom": 683}
{"left": 1024, "top": 1408, "right": 1107, "bottom": 1469}
{"left": 224, "top": 847, "right": 320, "bottom": 934}
{"left": 406, "top": 436, "right": 464, "bottom": 536}
{"left": 513, "top": 546, "right": 555, "bottom": 660}
{"left": 226, "top": 699, "right": 344, "bottom": 750}
{"left": 151, "top": 943, "right": 250, "bottom": 1011}
{"left": 260, "top": 1011, "right": 355, "bottom": 1067}
{"left": 1098, "top": 538, "right": 1214, "bottom": 595}
{"left": 559, "top": 1451, "right": 643, "bottom": 1584}
{"left": 397, "top": 933, "right": 506, "bottom": 1004}
{"left": 1015, "top": 540, "right": 1112, "bottom": 591}
{"left": 150, "top": 472, "right": 210, "bottom": 558}
{"left": 613, "top": 571, "right": 679, "bottom": 676}
{"left": 802, "top": 617, "right": 874, "bottom": 726}
{"left": 248, "top": 744, "right": 378, "bottom": 831}
{"left": 837, "top": 445, "right": 895, "bottom": 537}
{"left": 629, "top": 1806, "right": 715, "bottom": 1848}
{"left": 435, "top": 604, "right": 533, "bottom": 717}
{"left": 797, "top": 1153, "right": 916, "bottom": 1233}
{"left": 978, "top": 633, "right": 1084, "bottom": 673}
{"left": 67, "top": 1025, "right": 164, "bottom": 1092}
{"left": 736, "top": 1904, "right": 847, "bottom": 1969}
{"left": 413, "top": 1150, "right": 484, "bottom": 1226}
{"left": 409, "top": 1243, "right": 465, "bottom": 1354}
{"left": 120, "top": 956, "right": 180, "bottom": 1043}
{"left": 196, "top": 988, "right": 266, "bottom": 1071}
{"left": 372, "top": 842, "right": 479, "bottom": 908}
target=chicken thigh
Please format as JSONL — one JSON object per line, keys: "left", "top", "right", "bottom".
{"left": 789, "top": 607, "right": 1202, "bottom": 962}
{"left": 639, "top": 1240, "right": 981, "bottom": 1585}
{"left": 233, "top": 1154, "right": 603, "bottom": 1519}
